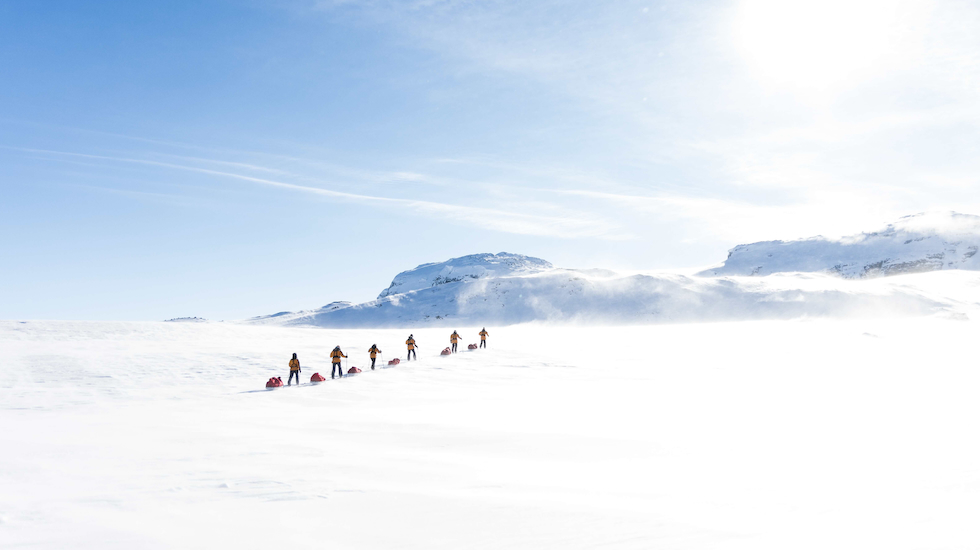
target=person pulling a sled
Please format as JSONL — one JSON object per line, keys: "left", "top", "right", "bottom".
{"left": 330, "top": 346, "right": 347, "bottom": 379}
{"left": 479, "top": 328, "right": 489, "bottom": 348}
{"left": 368, "top": 344, "right": 382, "bottom": 370}
{"left": 406, "top": 334, "right": 417, "bottom": 361}
{"left": 450, "top": 330, "right": 462, "bottom": 353}
{"left": 288, "top": 353, "right": 301, "bottom": 385}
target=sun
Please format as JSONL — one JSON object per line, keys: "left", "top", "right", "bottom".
{"left": 733, "top": 0, "right": 910, "bottom": 94}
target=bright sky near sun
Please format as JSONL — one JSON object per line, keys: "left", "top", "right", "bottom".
{"left": 2, "top": 0, "right": 979, "bottom": 321}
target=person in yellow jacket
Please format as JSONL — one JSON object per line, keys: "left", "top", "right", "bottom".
{"left": 330, "top": 346, "right": 347, "bottom": 379}
{"left": 406, "top": 334, "right": 417, "bottom": 361}
{"left": 288, "top": 353, "right": 301, "bottom": 385}
{"left": 450, "top": 330, "right": 461, "bottom": 353}
{"left": 368, "top": 344, "right": 382, "bottom": 370}
{"left": 479, "top": 328, "right": 489, "bottom": 348}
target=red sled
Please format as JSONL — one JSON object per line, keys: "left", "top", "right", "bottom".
{"left": 266, "top": 377, "right": 283, "bottom": 388}
{"left": 347, "top": 367, "right": 362, "bottom": 374}
{"left": 441, "top": 347, "right": 452, "bottom": 356}
{"left": 310, "top": 373, "right": 326, "bottom": 382}
{"left": 467, "top": 344, "right": 478, "bottom": 350}
{"left": 388, "top": 358, "right": 400, "bottom": 366}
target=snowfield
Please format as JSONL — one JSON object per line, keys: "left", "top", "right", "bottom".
{"left": 3, "top": 311, "right": 980, "bottom": 548}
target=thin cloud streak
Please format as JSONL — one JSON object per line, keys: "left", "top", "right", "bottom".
{"left": 5, "top": 146, "right": 627, "bottom": 240}
{"left": 65, "top": 183, "right": 208, "bottom": 208}
{"left": 148, "top": 153, "right": 292, "bottom": 175}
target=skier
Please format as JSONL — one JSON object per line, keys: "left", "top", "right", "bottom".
{"left": 450, "top": 330, "right": 461, "bottom": 353}
{"left": 406, "top": 334, "right": 417, "bottom": 361}
{"left": 288, "top": 353, "right": 301, "bottom": 385}
{"left": 330, "top": 346, "right": 347, "bottom": 379}
{"left": 479, "top": 328, "right": 489, "bottom": 348}
{"left": 368, "top": 344, "right": 382, "bottom": 370}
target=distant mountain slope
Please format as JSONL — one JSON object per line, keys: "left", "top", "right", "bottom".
{"left": 246, "top": 216, "right": 980, "bottom": 328}
{"left": 377, "top": 253, "right": 553, "bottom": 298}
{"left": 245, "top": 260, "right": 958, "bottom": 328}
{"left": 699, "top": 212, "right": 980, "bottom": 278}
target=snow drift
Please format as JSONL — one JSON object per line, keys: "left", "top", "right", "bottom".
{"left": 699, "top": 211, "right": 980, "bottom": 278}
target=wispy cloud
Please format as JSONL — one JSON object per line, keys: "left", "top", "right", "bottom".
{"left": 298, "top": 0, "right": 980, "bottom": 239}
{"left": 13, "top": 0, "right": 980, "bottom": 254}
{"left": 65, "top": 183, "right": 208, "bottom": 208}
{"left": 5, "top": 146, "right": 627, "bottom": 240}
{"left": 147, "top": 153, "right": 292, "bottom": 175}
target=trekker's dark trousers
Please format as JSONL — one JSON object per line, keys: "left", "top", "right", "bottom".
{"left": 480, "top": 340, "right": 486, "bottom": 348}
{"left": 371, "top": 357, "right": 376, "bottom": 370}
{"left": 288, "top": 371, "right": 300, "bottom": 384}
{"left": 452, "top": 343, "right": 458, "bottom": 353}
{"left": 408, "top": 349, "right": 416, "bottom": 360}
{"left": 332, "top": 363, "right": 343, "bottom": 378}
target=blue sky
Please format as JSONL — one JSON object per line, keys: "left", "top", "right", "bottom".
{"left": 2, "top": 0, "right": 979, "bottom": 320}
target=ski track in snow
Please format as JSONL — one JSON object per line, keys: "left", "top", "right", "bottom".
{"left": 2, "top": 318, "right": 980, "bottom": 548}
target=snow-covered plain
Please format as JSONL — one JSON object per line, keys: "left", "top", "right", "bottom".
{"left": 3, "top": 313, "right": 980, "bottom": 548}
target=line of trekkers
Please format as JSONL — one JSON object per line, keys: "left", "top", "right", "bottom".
{"left": 269, "top": 328, "right": 490, "bottom": 387}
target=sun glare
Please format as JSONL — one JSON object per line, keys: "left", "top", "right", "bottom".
{"left": 734, "top": 0, "right": 912, "bottom": 94}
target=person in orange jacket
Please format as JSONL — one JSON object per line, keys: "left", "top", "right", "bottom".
{"left": 479, "top": 328, "right": 489, "bottom": 348}
{"left": 406, "top": 335, "right": 417, "bottom": 361}
{"left": 288, "top": 353, "right": 301, "bottom": 385}
{"left": 368, "top": 344, "right": 382, "bottom": 370}
{"left": 450, "top": 330, "right": 462, "bottom": 353}
{"left": 330, "top": 346, "right": 347, "bottom": 379}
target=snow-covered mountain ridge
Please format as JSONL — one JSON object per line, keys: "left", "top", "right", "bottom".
{"left": 377, "top": 253, "right": 552, "bottom": 298}
{"left": 699, "top": 211, "right": 980, "bottom": 278}
{"left": 246, "top": 243, "right": 980, "bottom": 328}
